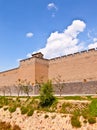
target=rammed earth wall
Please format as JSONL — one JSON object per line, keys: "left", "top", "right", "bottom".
{"left": 0, "top": 49, "right": 97, "bottom": 94}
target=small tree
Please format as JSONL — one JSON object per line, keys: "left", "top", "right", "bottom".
{"left": 35, "top": 80, "right": 42, "bottom": 94}
{"left": 6, "top": 86, "right": 12, "bottom": 96}
{"left": 0, "top": 86, "right": 7, "bottom": 96}
{"left": 54, "top": 75, "right": 65, "bottom": 96}
{"left": 14, "top": 85, "right": 22, "bottom": 97}
{"left": 21, "top": 79, "right": 33, "bottom": 97}
{"left": 40, "top": 80, "right": 55, "bottom": 107}
{"left": 15, "top": 79, "right": 24, "bottom": 97}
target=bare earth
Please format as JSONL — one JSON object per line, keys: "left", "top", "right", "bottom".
{"left": 0, "top": 107, "right": 97, "bottom": 130}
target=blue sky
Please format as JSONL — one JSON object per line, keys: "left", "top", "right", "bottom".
{"left": 0, "top": 0, "right": 97, "bottom": 71}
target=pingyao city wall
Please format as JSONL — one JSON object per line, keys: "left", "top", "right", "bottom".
{"left": 0, "top": 48, "right": 97, "bottom": 95}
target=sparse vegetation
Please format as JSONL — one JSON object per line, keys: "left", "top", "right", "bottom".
{"left": 39, "top": 80, "right": 55, "bottom": 107}
{"left": 88, "top": 117, "right": 96, "bottom": 124}
{"left": 27, "top": 108, "right": 34, "bottom": 116}
{"left": 20, "top": 106, "right": 28, "bottom": 114}
{"left": 0, "top": 89, "right": 97, "bottom": 129}
{"left": 9, "top": 105, "right": 17, "bottom": 113}
{"left": 71, "top": 115, "right": 81, "bottom": 128}
{"left": 53, "top": 75, "right": 65, "bottom": 96}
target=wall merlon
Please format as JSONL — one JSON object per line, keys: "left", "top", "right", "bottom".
{"left": 49, "top": 48, "right": 97, "bottom": 63}
{"left": 88, "top": 48, "right": 96, "bottom": 52}
{"left": 1, "top": 48, "right": 97, "bottom": 88}
{"left": 81, "top": 50, "right": 88, "bottom": 53}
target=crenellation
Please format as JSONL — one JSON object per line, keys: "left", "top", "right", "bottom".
{"left": 0, "top": 48, "right": 97, "bottom": 89}
{"left": 73, "top": 52, "right": 80, "bottom": 55}
{"left": 88, "top": 48, "right": 96, "bottom": 51}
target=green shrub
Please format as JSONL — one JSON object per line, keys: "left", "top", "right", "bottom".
{"left": 21, "top": 106, "right": 28, "bottom": 114}
{"left": 27, "top": 109, "right": 34, "bottom": 116}
{"left": 88, "top": 117, "right": 96, "bottom": 124}
{"left": 9, "top": 105, "right": 16, "bottom": 113}
{"left": 72, "top": 110, "right": 81, "bottom": 116}
{"left": 89, "top": 99, "right": 97, "bottom": 117}
{"left": 0, "top": 96, "right": 9, "bottom": 106}
{"left": 64, "top": 96, "right": 84, "bottom": 100}
{"left": 61, "top": 102, "right": 72, "bottom": 113}
{"left": 39, "top": 80, "right": 55, "bottom": 107}
{"left": 71, "top": 116, "right": 81, "bottom": 128}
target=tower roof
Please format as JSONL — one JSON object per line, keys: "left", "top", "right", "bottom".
{"left": 32, "top": 52, "right": 43, "bottom": 58}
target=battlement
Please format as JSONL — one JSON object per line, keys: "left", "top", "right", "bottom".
{"left": 50, "top": 48, "right": 97, "bottom": 62}
{"left": 0, "top": 47, "right": 97, "bottom": 88}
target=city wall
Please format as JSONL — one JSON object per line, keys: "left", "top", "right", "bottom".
{"left": 49, "top": 48, "right": 97, "bottom": 83}
{"left": 0, "top": 49, "right": 97, "bottom": 94}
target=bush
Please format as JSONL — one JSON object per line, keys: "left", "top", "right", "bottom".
{"left": 88, "top": 117, "right": 96, "bottom": 124}
{"left": 27, "top": 109, "right": 34, "bottom": 116}
{"left": 61, "top": 102, "right": 72, "bottom": 113}
{"left": 39, "top": 80, "right": 55, "bottom": 107}
{"left": 21, "top": 106, "right": 28, "bottom": 114}
{"left": 89, "top": 99, "right": 97, "bottom": 116}
{"left": 9, "top": 105, "right": 16, "bottom": 113}
{"left": 71, "top": 116, "right": 81, "bottom": 128}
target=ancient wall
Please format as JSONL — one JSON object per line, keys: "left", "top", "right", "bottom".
{"left": 19, "top": 57, "right": 35, "bottom": 84}
{"left": 35, "top": 58, "right": 49, "bottom": 83}
{"left": 49, "top": 49, "right": 97, "bottom": 83}
{"left": 34, "top": 81, "right": 97, "bottom": 95}
{"left": 0, "top": 68, "right": 19, "bottom": 87}
{"left": 0, "top": 49, "right": 97, "bottom": 94}
{"left": 0, "top": 53, "right": 49, "bottom": 88}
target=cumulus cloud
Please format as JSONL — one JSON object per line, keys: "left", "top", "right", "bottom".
{"left": 26, "top": 53, "right": 32, "bottom": 58}
{"left": 88, "top": 37, "right": 97, "bottom": 49}
{"left": 26, "top": 32, "right": 34, "bottom": 38}
{"left": 47, "top": 3, "right": 58, "bottom": 10}
{"left": 34, "top": 20, "right": 86, "bottom": 58}
{"left": 86, "top": 29, "right": 97, "bottom": 49}
{"left": 88, "top": 42, "right": 97, "bottom": 49}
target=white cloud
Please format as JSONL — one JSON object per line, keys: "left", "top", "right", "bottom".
{"left": 26, "top": 53, "right": 32, "bottom": 58}
{"left": 17, "top": 58, "right": 22, "bottom": 62}
{"left": 34, "top": 20, "right": 86, "bottom": 58}
{"left": 93, "top": 38, "right": 97, "bottom": 42}
{"left": 52, "top": 13, "right": 55, "bottom": 18}
{"left": 88, "top": 39, "right": 97, "bottom": 49}
{"left": 26, "top": 32, "right": 34, "bottom": 38}
{"left": 47, "top": 3, "right": 58, "bottom": 10}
